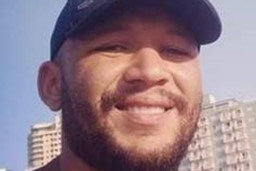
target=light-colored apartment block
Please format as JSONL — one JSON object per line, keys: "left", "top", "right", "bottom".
{"left": 180, "top": 95, "right": 256, "bottom": 171}
{"left": 0, "top": 169, "right": 9, "bottom": 171}
{"left": 27, "top": 115, "right": 61, "bottom": 170}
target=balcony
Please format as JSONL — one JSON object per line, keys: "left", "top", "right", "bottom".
{"left": 31, "top": 153, "right": 43, "bottom": 160}
{"left": 203, "top": 159, "right": 215, "bottom": 169}
{"left": 233, "top": 119, "right": 245, "bottom": 130}
{"left": 188, "top": 140, "right": 199, "bottom": 151}
{"left": 224, "top": 143, "right": 236, "bottom": 154}
{"left": 237, "top": 141, "right": 249, "bottom": 151}
{"left": 226, "top": 154, "right": 238, "bottom": 165}
{"left": 31, "top": 146, "right": 43, "bottom": 153}
{"left": 221, "top": 122, "right": 233, "bottom": 133}
{"left": 191, "top": 162, "right": 203, "bottom": 171}
{"left": 226, "top": 164, "right": 241, "bottom": 171}
{"left": 242, "top": 162, "right": 252, "bottom": 171}
{"left": 231, "top": 109, "right": 244, "bottom": 119}
{"left": 198, "top": 117, "right": 209, "bottom": 127}
{"left": 200, "top": 137, "right": 212, "bottom": 148}
{"left": 220, "top": 112, "right": 231, "bottom": 122}
{"left": 235, "top": 131, "right": 247, "bottom": 140}
{"left": 239, "top": 151, "right": 250, "bottom": 162}
{"left": 188, "top": 151, "right": 200, "bottom": 161}
{"left": 198, "top": 126, "right": 211, "bottom": 138}
{"left": 201, "top": 148, "right": 213, "bottom": 159}
{"left": 223, "top": 133, "right": 235, "bottom": 143}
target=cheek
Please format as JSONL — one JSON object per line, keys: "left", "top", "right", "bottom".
{"left": 73, "top": 57, "right": 126, "bottom": 103}
{"left": 172, "top": 60, "right": 202, "bottom": 100}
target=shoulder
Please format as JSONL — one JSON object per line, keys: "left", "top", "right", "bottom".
{"left": 33, "top": 157, "right": 60, "bottom": 171}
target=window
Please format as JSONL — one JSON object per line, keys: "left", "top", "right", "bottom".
{"left": 223, "top": 133, "right": 235, "bottom": 143}
{"left": 188, "top": 140, "right": 199, "bottom": 151}
{"left": 220, "top": 111, "right": 231, "bottom": 122}
{"left": 203, "top": 159, "right": 215, "bottom": 169}
{"left": 242, "top": 162, "right": 251, "bottom": 171}
{"left": 201, "top": 148, "right": 213, "bottom": 159}
{"left": 191, "top": 161, "right": 202, "bottom": 171}
{"left": 248, "top": 117, "right": 256, "bottom": 124}
{"left": 239, "top": 151, "right": 250, "bottom": 162}
{"left": 235, "top": 131, "right": 246, "bottom": 140}
{"left": 232, "top": 109, "right": 244, "bottom": 119}
{"left": 200, "top": 137, "right": 212, "bottom": 148}
{"left": 234, "top": 119, "right": 244, "bottom": 129}
{"left": 188, "top": 151, "right": 200, "bottom": 161}
{"left": 226, "top": 164, "right": 241, "bottom": 171}
{"left": 226, "top": 154, "right": 238, "bottom": 165}
{"left": 198, "top": 117, "right": 209, "bottom": 127}
{"left": 221, "top": 122, "right": 233, "bottom": 133}
{"left": 237, "top": 141, "right": 249, "bottom": 151}
{"left": 198, "top": 126, "right": 211, "bottom": 138}
{"left": 224, "top": 143, "right": 236, "bottom": 154}
{"left": 193, "top": 131, "right": 199, "bottom": 139}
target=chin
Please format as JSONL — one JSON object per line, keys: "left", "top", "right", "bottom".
{"left": 61, "top": 80, "right": 201, "bottom": 171}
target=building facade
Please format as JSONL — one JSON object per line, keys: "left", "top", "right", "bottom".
{"left": 0, "top": 169, "right": 10, "bottom": 171}
{"left": 180, "top": 95, "right": 256, "bottom": 171}
{"left": 27, "top": 115, "right": 61, "bottom": 170}
{"left": 28, "top": 96, "right": 256, "bottom": 171}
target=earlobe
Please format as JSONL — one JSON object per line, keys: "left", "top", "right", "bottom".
{"left": 38, "top": 61, "right": 62, "bottom": 111}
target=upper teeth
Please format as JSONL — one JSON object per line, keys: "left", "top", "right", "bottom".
{"left": 126, "top": 106, "right": 165, "bottom": 115}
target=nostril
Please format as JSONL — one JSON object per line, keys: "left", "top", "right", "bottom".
{"left": 115, "top": 103, "right": 125, "bottom": 111}
{"left": 156, "top": 78, "right": 168, "bottom": 86}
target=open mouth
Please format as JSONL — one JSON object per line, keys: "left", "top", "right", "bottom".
{"left": 111, "top": 95, "right": 177, "bottom": 126}
{"left": 116, "top": 105, "right": 169, "bottom": 115}
{"left": 114, "top": 102, "right": 176, "bottom": 127}
{"left": 109, "top": 95, "right": 180, "bottom": 129}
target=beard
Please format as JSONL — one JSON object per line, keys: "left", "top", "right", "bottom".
{"left": 61, "top": 78, "right": 201, "bottom": 171}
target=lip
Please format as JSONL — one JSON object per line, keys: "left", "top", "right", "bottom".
{"left": 114, "top": 97, "right": 175, "bottom": 126}
{"left": 115, "top": 96, "right": 174, "bottom": 110}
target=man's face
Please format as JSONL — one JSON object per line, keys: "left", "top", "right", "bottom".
{"left": 59, "top": 7, "right": 202, "bottom": 171}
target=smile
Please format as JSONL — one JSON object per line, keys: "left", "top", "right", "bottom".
{"left": 114, "top": 98, "right": 176, "bottom": 126}
{"left": 118, "top": 105, "right": 168, "bottom": 115}
{"left": 115, "top": 96, "right": 174, "bottom": 114}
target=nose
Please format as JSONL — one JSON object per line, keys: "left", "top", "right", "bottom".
{"left": 123, "top": 47, "right": 169, "bottom": 86}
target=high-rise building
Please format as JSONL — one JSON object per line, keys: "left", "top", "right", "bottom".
{"left": 28, "top": 96, "right": 256, "bottom": 171}
{"left": 27, "top": 114, "right": 61, "bottom": 170}
{"left": 0, "top": 168, "right": 10, "bottom": 171}
{"left": 180, "top": 95, "right": 256, "bottom": 171}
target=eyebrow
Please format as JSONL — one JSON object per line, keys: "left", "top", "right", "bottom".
{"left": 167, "top": 26, "right": 194, "bottom": 38}
{"left": 167, "top": 27, "right": 198, "bottom": 46}
{"left": 168, "top": 29, "right": 187, "bottom": 37}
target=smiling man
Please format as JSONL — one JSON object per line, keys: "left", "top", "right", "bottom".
{"left": 36, "top": 0, "right": 221, "bottom": 171}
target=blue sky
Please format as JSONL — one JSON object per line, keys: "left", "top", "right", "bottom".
{"left": 0, "top": 0, "right": 256, "bottom": 171}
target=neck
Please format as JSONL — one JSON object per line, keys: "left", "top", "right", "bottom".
{"left": 59, "top": 139, "right": 98, "bottom": 171}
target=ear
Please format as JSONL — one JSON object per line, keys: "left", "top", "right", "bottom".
{"left": 38, "top": 61, "right": 62, "bottom": 111}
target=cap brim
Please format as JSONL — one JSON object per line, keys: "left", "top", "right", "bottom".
{"left": 69, "top": 0, "right": 221, "bottom": 45}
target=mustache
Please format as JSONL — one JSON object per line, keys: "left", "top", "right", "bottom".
{"left": 101, "top": 87, "right": 189, "bottom": 113}
{"left": 60, "top": 75, "right": 201, "bottom": 116}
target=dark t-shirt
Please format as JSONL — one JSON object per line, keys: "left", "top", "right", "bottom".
{"left": 34, "top": 157, "right": 60, "bottom": 171}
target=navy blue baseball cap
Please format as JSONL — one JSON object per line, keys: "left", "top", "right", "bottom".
{"left": 51, "top": 0, "right": 222, "bottom": 60}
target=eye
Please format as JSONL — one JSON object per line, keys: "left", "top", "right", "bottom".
{"left": 160, "top": 46, "right": 193, "bottom": 61}
{"left": 92, "top": 44, "right": 128, "bottom": 53}
{"left": 162, "top": 47, "right": 188, "bottom": 56}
